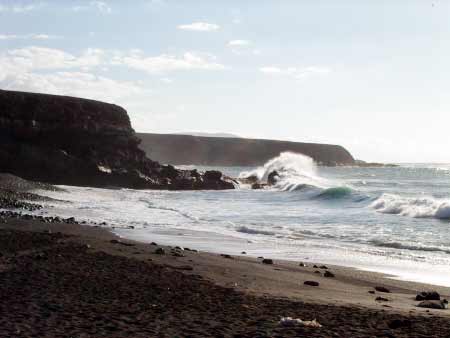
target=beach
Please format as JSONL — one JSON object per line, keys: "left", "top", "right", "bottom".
{"left": 1, "top": 212, "right": 450, "bottom": 337}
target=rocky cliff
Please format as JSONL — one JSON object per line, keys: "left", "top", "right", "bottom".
{"left": 0, "top": 90, "right": 233, "bottom": 190}
{"left": 137, "top": 133, "right": 355, "bottom": 166}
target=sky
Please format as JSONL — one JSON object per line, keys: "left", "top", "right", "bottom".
{"left": 0, "top": 0, "right": 449, "bottom": 163}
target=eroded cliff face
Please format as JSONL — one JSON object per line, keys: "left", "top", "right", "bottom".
{"left": 0, "top": 90, "right": 234, "bottom": 190}
{"left": 137, "top": 133, "right": 355, "bottom": 167}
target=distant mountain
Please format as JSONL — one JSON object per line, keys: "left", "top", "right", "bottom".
{"left": 137, "top": 133, "right": 355, "bottom": 166}
{"left": 174, "top": 132, "right": 241, "bottom": 138}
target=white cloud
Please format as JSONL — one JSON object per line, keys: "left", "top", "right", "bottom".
{"left": 113, "top": 51, "right": 226, "bottom": 74}
{"left": 177, "top": 22, "right": 220, "bottom": 32}
{"left": 228, "top": 40, "right": 250, "bottom": 46}
{"left": 2, "top": 72, "right": 143, "bottom": 103}
{"left": 259, "top": 66, "right": 330, "bottom": 79}
{"left": 0, "top": 34, "right": 59, "bottom": 40}
{"left": 0, "top": 47, "right": 105, "bottom": 74}
{"left": 0, "top": 47, "right": 146, "bottom": 105}
{"left": 0, "top": 3, "right": 45, "bottom": 13}
{"left": 72, "top": 1, "right": 112, "bottom": 14}
{"left": 160, "top": 77, "right": 173, "bottom": 84}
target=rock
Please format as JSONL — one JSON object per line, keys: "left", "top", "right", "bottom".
{"left": 304, "top": 281, "right": 320, "bottom": 287}
{"left": 251, "top": 183, "right": 263, "bottom": 190}
{"left": 375, "top": 286, "right": 391, "bottom": 293}
{"left": 110, "top": 239, "right": 121, "bottom": 244}
{"left": 368, "top": 290, "right": 375, "bottom": 294}
{"left": 0, "top": 90, "right": 234, "bottom": 191}
{"left": 314, "top": 271, "right": 321, "bottom": 274}
{"left": 241, "top": 251, "right": 247, "bottom": 255}
{"left": 267, "top": 171, "right": 280, "bottom": 185}
{"left": 319, "top": 265, "right": 328, "bottom": 269}
{"left": 416, "top": 291, "right": 440, "bottom": 301}
{"left": 313, "top": 265, "right": 319, "bottom": 268}
{"left": 150, "top": 242, "right": 158, "bottom": 246}
{"left": 376, "top": 297, "right": 389, "bottom": 302}
{"left": 324, "top": 271, "right": 335, "bottom": 278}
{"left": 299, "top": 262, "right": 306, "bottom": 267}
{"left": 172, "top": 252, "right": 185, "bottom": 258}
{"left": 154, "top": 248, "right": 165, "bottom": 255}
{"left": 220, "top": 254, "right": 233, "bottom": 259}
{"left": 417, "top": 300, "right": 448, "bottom": 310}
{"left": 262, "top": 259, "right": 273, "bottom": 265}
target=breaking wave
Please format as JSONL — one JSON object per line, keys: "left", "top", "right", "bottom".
{"left": 371, "top": 194, "right": 450, "bottom": 220}
{"left": 235, "top": 226, "right": 276, "bottom": 236}
{"left": 239, "top": 152, "right": 356, "bottom": 200}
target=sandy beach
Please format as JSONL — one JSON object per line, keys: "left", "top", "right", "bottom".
{"left": 1, "top": 213, "right": 450, "bottom": 337}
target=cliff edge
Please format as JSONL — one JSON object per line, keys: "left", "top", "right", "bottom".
{"left": 0, "top": 90, "right": 233, "bottom": 190}
{"left": 137, "top": 133, "right": 355, "bottom": 166}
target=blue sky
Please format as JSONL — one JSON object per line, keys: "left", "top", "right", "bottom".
{"left": 1, "top": 0, "right": 449, "bottom": 162}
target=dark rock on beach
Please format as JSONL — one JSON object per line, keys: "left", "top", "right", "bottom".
{"left": 304, "top": 281, "right": 320, "bottom": 287}
{"left": 417, "top": 300, "right": 448, "bottom": 310}
{"left": 416, "top": 291, "right": 440, "bottom": 301}
{"left": 375, "top": 286, "right": 391, "bottom": 293}
{"left": 262, "top": 258, "right": 274, "bottom": 265}
{"left": 0, "top": 90, "right": 234, "bottom": 190}
{"left": 324, "top": 271, "right": 335, "bottom": 278}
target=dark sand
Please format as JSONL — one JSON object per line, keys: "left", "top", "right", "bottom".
{"left": 1, "top": 176, "right": 450, "bottom": 337}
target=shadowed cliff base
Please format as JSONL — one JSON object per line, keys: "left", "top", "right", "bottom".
{"left": 137, "top": 133, "right": 355, "bottom": 167}
{"left": 0, "top": 90, "right": 233, "bottom": 190}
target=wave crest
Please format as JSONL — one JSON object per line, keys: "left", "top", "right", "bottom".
{"left": 239, "top": 152, "right": 356, "bottom": 200}
{"left": 371, "top": 194, "right": 450, "bottom": 219}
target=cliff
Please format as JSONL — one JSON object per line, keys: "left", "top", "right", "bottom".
{"left": 137, "top": 133, "right": 355, "bottom": 166}
{"left": 0, "top": 90, "right": 233, "bottom": 190}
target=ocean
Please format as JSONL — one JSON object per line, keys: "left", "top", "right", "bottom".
{"left": 27, "top": 153, "right": 450, "bottom": 287}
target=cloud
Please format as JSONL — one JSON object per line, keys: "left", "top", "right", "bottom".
{"left": 0, "top": 3, "right": 45, "bottom": 13}
{"left": 177, "top": 22, "right": 220, "bottom": 32}
{"left": 113, "top": 50, "right": 226, "bottom": 73}
{"left": 228, "top": 40, "right": 250, "bottom": 46}
{"left": 259, "top": 66, "right": 330, "bottom": 79}
{"left": 72, "top": 1, "right": 112, "bottom": 14}
{"left": 1, "top": 71, "right": 144, "bottom": 103}
{"left": 0, "top": 34, "right": 59, "bottom": 40}
{"left": 0, "top": 47, "right": 105, "bottom": 75}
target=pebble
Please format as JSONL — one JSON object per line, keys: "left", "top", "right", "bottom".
{"left": 375, "top": 286, "right": 391, "bottom": 293}
{"left": 304, "top": 281, "right": 320, "bottom": 287}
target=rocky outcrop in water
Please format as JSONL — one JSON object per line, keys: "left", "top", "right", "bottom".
{"left": 0, "top": 90, "right": 234, "bottom": 190}
{"left": 137, "top": 133, "right": 355, "bottom": 166}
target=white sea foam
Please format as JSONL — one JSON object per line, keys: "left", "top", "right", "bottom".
{"left": 371, "top": 194, "right": 450, "bottom": 219}
{"left": 239, "top": 152, "right": 331, "bottom": 191}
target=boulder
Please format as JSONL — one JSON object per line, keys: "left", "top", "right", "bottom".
{"left": 417, "top": 300, "right": 448, "bottom": 310}
{"left": 416, "top": 291, "right": 440, "bottom": 301}
{"left": 374, "top": 286, "right": 391, "bottom": 293}
{"left": 262, "top": 259, "right": 274, "bottom": 265}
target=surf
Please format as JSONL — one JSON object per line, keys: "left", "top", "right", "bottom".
{"left": 238, "top": 152, "right": 356, "bottom": 200}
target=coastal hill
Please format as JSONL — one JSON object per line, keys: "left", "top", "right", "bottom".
{"left": 137, "top": 133, "right": 355, "bottom": 166}
{"left": 0, "top": 90, "right": 233, "bottom": 190}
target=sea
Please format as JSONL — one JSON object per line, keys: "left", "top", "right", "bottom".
{"left": 24, "top": 152, "right": 450, "bottom": 287}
